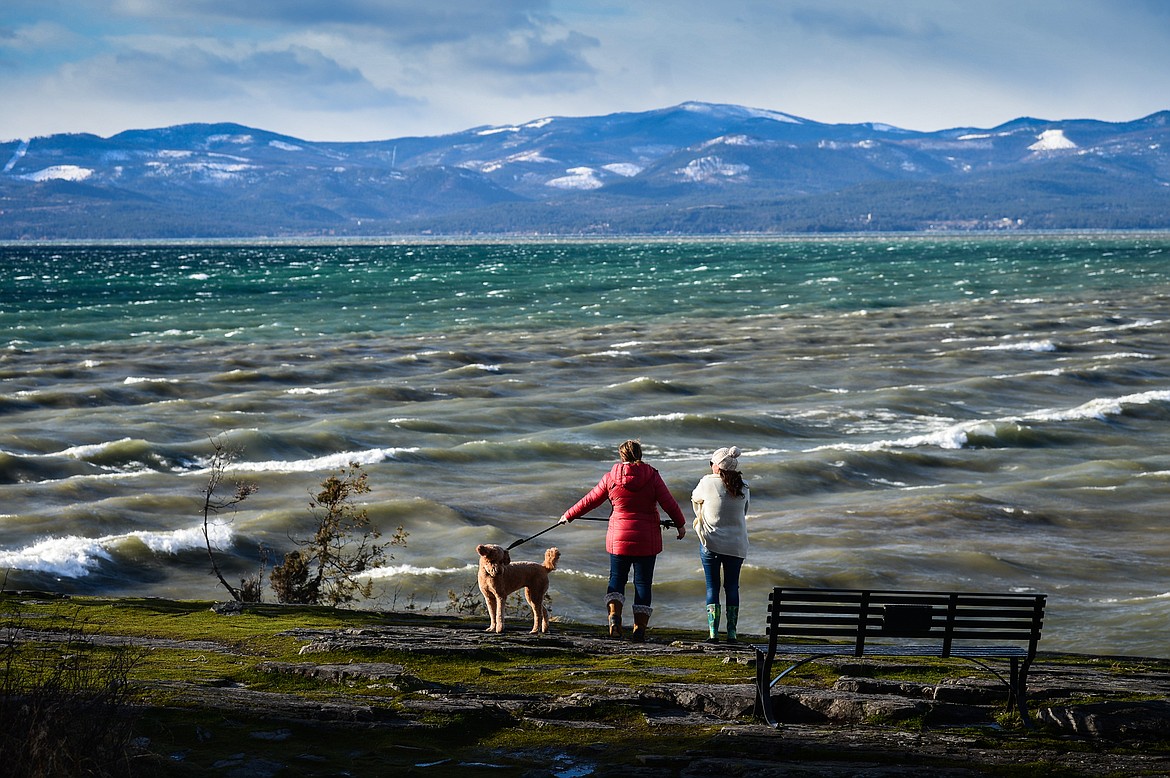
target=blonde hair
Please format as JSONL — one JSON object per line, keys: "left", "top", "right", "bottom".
{"left": 618, "top": 439, "right": 642, "bottom": 463}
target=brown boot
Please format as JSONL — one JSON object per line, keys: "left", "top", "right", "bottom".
{"left": 630, "top": 606, "right": 652, "bottom": 643}
{"left": 606, "top": 597, "right": 624, "bottom": 638}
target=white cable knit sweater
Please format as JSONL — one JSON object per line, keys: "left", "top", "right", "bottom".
{"left": 690, "top": 474, "right": 749, "bottom": 558}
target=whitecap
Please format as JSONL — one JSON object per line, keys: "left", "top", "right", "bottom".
{"left": 993, "top": 369, "right": 1064, "bottom": 379}
{"left": 58, "top": 438, "right": 136, "bottom": 459}
{"left": 286, "top": 387, "right": 337, "bottom": 395}
{"left": 627, "top": 413, "right": 687, "bottom": 422}
{"left": 811, "top": 423, "right": 972, "bottom": 453}
{"left": 608, "top": 376, "right": 660, "bottom": 388}
{"left": 0, "top": 535, "right": 112, "bottom": 577}
{"left": 553, "top": 566, "right": 605, "bottom": 580}
{"left": 218, "top": 447, "right": 417, "bottom": 473}
{"left": 364, "top": 562, "right": 477, "bottom": 578}
{"left": 363, "top": 562, "right": 604, "bottom": 581}
{"left": 124, "top": 376, "right": 179, "bottom": 385}
{"left": 971, "top": 340, "right": 1057, "bottom": 352}
{"left": 1024, "top": 390, "right": 1170, "bottom": 423}
{"left": 816, "top": 391, "right": 1170, "bottom": 455}
{"left": 1098, "top": 352, "right": 1154, "bottom": 360}
{"left": 1087, "top": 318, "right": 1162, "bottom": 333}
{"left": 1101, "top": 592, "right": 1170, "bottom": 604}
{"left": 0, "top": 521, "right": 233, "bottom": 577}
{"left": 134, "top": 522, "right": 232, "bottom": 554}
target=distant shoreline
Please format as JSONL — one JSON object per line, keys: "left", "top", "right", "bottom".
{"left": 5, "top": 228, "right": 1170, "bottom": 248}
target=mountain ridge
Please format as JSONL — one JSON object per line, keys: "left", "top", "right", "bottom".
{"left": 3, "top": 102, "right": 1169, "bottom": 238}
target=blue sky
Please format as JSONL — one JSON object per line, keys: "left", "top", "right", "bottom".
{"left": 2, "top": 1, "right": 1168, "bottom": 142}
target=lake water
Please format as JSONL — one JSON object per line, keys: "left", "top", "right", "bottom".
{"left": 2, "top": 235, "right": 1169, "bottom": 655}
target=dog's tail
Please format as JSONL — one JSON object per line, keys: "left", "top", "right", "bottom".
{"left": 543, "top": 547, "right": 561, "bottom": 571}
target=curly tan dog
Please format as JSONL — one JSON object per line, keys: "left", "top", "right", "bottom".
{"left": 475, "top": 544, "right": 560, "bottom": 634}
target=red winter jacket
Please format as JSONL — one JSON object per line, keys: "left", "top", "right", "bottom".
{"left": 563, "top": 461, "right": 686, "bottom": 556}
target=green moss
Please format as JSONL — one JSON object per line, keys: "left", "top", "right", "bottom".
{"left": 483, "top": 720, "right": 719, "bottom": 760}
{"left": 5, "top": 593, "right": 1170, "bottom": 776}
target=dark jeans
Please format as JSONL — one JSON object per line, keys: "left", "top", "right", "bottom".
{"left": 608, "top": 554, "right": 656, "bottom": 607}
{"left": 699, "top": 544, "right": 744, "bottom": 607}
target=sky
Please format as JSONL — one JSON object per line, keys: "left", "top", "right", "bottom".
{"left": 2, "top": 1, "right": 1169, "bottom": 143}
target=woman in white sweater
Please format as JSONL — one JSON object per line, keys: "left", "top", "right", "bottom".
{"left": 690, "top": 446, "right": 749, "bottom": 643}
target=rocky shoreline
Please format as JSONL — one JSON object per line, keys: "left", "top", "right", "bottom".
{"left": 8, "top": 600, "right": 1170, "bottom": 776}
{"left": 144, "top": 614, "right": 1170, "bottom": 775}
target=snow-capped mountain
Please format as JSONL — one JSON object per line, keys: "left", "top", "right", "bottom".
{"left": 2, "top": 102, "right": 1169, "bottom": 238}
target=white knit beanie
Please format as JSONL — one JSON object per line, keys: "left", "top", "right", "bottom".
{"left": 711, "top": 446, "right": 741, "bottom": 472}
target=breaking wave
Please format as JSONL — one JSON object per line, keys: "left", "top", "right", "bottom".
{"left": 0, "top": 521, "right": 233, "bottom": 578}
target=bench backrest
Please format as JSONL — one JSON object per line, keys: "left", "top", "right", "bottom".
{"left": 765, "top": 587, "right": 1046, "bottom": 658}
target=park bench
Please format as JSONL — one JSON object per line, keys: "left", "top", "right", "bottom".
{"left": 752, "top": 587, "right": 1047, "bottom": 728}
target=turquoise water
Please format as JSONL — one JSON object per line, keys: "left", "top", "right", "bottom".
{"left": 3, "top": 235, "right": 1169, "bottom": 654}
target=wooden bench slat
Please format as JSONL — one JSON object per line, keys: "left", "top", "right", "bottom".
{"left": 768, "top": 624, "right": 1042, "bottom": 635}
{"left": 752, "top": 587, "right": 1046, "bottom": 730}
{"left": 771, "top": 589, "right": 1041, "bottom": 603}
{"left": 769, "top": 643, "right": 1032, "bottom": 657}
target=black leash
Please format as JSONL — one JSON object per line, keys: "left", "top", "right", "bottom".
{"left": 506, "top": 521, "right": 561, "bottom": 550}
{"left": 505, "top": 516, "right": 675, "bottom": 551}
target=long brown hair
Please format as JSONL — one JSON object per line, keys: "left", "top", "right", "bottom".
{"left": 719, "top": 468, "right": 746, "bottom": 498}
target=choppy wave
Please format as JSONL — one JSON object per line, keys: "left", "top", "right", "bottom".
{"left": 0, "top": 521, "right": 233, "bottom": 578}
{"left": 219, "top": 447, "right": 418, "bottom": 473}
{"left": 1024, "top": 390, "right": 1170, "bottom": 423}
{"left": 603, "top": 376, "right": 694, "bottom": 395}
{"left": 365, "top": 562, "right": 477, "bottom": 578}
{"left": 813, "top": 390, "right": 1170, "bottom": 453}
{"left": 0, "top": 438, "right": 193, "bottom": 484}
{"left": 4, "top": 238, "right": 1170, "bottom": 653}
{"left": 970, "top": 339, "right": 1059, "bottom": 353}
{"left": 363, "top": 563, "right": 605, "bottom": 581}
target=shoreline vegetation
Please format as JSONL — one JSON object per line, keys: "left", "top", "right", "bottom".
{"left": 2, "top": 592, "right": 1169, "bottom": 777}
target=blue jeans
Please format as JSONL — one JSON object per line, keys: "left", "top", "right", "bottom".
{"left": 700, "top": 544, "right": 743, "bottom": 607}
{"left": 608, "top": 554, "right": 656, "bottom": 607}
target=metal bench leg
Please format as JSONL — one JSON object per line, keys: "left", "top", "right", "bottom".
{"left": 1013, "top": 656, "right": 1035, "bottom": 729}
{"left": 754, "top": 649, "right": 780, "bottom": 728}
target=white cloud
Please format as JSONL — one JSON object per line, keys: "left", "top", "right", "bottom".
{"left": 1, "top": 0, "right": 1168, "bottom": 142}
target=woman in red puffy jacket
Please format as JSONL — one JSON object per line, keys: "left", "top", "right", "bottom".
{"left": 559, "top": 440, "right": 687, "bottom": 641}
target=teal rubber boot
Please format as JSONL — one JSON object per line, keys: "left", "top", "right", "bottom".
{"left": 705, "top": 604, "right": 721, "bottom": 643}
{"left": 725, "top": 605, "right": 739, "bottom": 643}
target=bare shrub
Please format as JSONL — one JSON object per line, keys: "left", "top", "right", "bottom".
{"left": 200, "top": 435, "right": 258, "bottom": 602}
{"left": 272, "top": 463, "right": 407, "bottom": 607}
